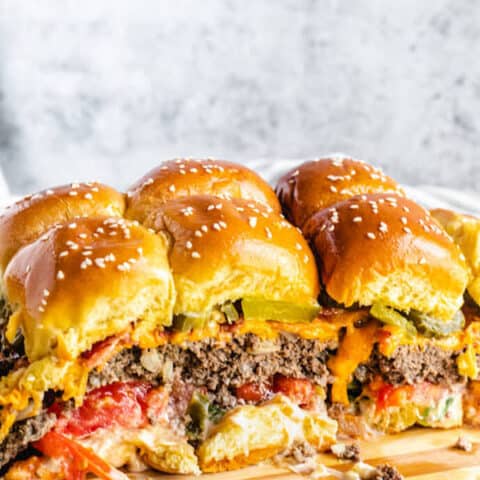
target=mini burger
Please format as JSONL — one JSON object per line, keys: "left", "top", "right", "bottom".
{"left": 277, "top": 157, "right": 474, "bottom": 436}
{"left": 0, "top": 161, "right": 337, "bottom": 479}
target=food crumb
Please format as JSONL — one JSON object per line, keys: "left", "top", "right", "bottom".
{"left": 373, "top": 464, "right": 404, "bottom": 480}
{"left": 330, "top": 442, "right": 361, "bottom": 461}
{"left": 454, "top": 435, "right": 473, "bottom": 452}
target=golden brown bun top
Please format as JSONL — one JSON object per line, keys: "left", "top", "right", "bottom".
{"left": 303, "top": 193, "right": 469, "bottom": 320}
{"left": 4, "top": 216, "right": 174, "bottom": 361}
{"left": 0, "top": 182, "right": 125, "bottom": 277}
{"left": 275, "top": 155, "right": 403, "bottom": 228}
{"left": 126, "top": 158, "right": 281, "bottom": 223}
{"left": 431, "top": 208, "right": 480, "bottom": 306}
{"left": 144, "top": 195, "right": 318, "bottom": 315}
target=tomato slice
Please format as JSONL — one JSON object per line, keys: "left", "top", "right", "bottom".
{"left": 236, "top": 382, "right": 272, "bottom": 403}
{"left": 52, "top": 381, "right": 168, "bottom": 437}
{"left": 34, "top": 431, "right": 129, "bottom": 480}
{"left": 273, "top": 375, "right": 314, "bottom": 406}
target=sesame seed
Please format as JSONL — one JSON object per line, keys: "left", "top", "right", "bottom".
{"left": 25, "top": 265, "right": 32, "bottom": 273}
{"left": 78, "top": 233, "right": 87, "bottom": 239}
{"left": 185, "top": 240, "right": 193, "bottom": 249}
{"left": 144, "top": 178, "right": 154, "bottom": 186}
{"left": 84, "top": 193, "right": 93, "bottom": 200}
{"left": 94, "top": 258, "right": 106, "bottom": 268}
{"left": 248, "top": 217, "right": 257, "bottom": 228}
{"left": 201, "top": 225, "right": 208, "bottom": 233}
{"left": 219, "top": 221, "right": 227, "bottom": 228}
{"left": 57, "top": 270, "right": 65, "bottom": 280}
{"left": 349, "top": 204, "right": 359, "bottom": 209}
{"left": 43, "top": 289, "right": 50, "bottom": 297}
{"left": 38, "top": 306, "right": 45, "bottom": 313}
{"left": 352, "top": 216, "right": 363, "bottom": 223}
{"left": 82, "top": 251, "right": 93, "bottom": 256}
{"left": 212, "top": 222, "right": 221, "bottom": 231}
{"left": 117, "top": 263, "right": 131, "bottom": 272}
{"left": 419, "top": 257, "right": 427, "bottom": 265}
{"left": 366, "top": 232, "right": 376, "bottom": 240}
{"left": 330, "top": 185, "right": 338, "bottom": 193}
{"left": 403, "top": 227, "right": 412, "bottom": 234}
{"left": 403, "top": 206, "right": 410, "bottom": 213}
{"left": 128, "top": 258, "right": 137, "bottom": 264}
{"left": 191, "top": 251, "right": 201, "bottom": 259}
{"left": 400, "top": 217, "right": 408, "bottom": 225}
{"left": 327, "top": 225, "right": 335, "bottom": 232}
{"left": 190, "top": 167, "right": 198, "bottom": 173}
{"left": 304, "top": 255, "right": 309, "bottom": 264}
{"left": 68, "top": 191, "right": 78, "bottom": 197}
{"left": 80, "top": 258, "right": 93, "bottom": 269}
{"left": 105, "top": 253, "right": 116, "bottom": 262}
{"left": 320, "top": 224, "right": 327, "bottom": 232}
{"left": 265, "top": 227, "right": 272, "bottom": 239}
{"left": 169, "top": 184, "right": 176, "bottom": 193}
{"left": 379, "top": 222, "right": 388, "bottom": 233}
{"left": 236, "top": 207, "right": 245, "bottom": 212}
{"left": 41, "top": 299, "right": 47, "bottom": 306}
{"left": 207, "top": 204, "right": 215, "bottom": 211}
{"left": 296, "top": 243, "right": 302, "bottom": 251}
{"left": 136, "top": 247, "right": 143, "bottom": 255}
{"left": 194, "top": 230, "right": 203, "bottom": 238}
{"left": 46, "top": 189, "right": 54, "bottom": 195}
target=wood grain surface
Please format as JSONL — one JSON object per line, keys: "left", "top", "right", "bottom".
{"left": 127, "top": 428, "right": 480, "bottom": 479}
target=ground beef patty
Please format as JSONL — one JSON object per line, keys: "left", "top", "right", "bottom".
{"left": 0, "top": 412, "right": 56, "bottom": 469}
{"left": 354, "top": 344, "right": 462, "bottom": 387}
{"left": 89, "top": 333, "right": 336, "bottom": 408}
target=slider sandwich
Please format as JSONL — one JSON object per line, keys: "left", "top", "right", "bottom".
{"left": 0, "top": 160, "right": 337, "bottom": 479}
{"left": 277, "top": 156, "right": 474, "bottom": 436}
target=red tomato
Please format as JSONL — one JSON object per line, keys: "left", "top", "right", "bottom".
{"left": 236, "top": 382, "right": 271, "bottom": 403}
{"left": 34, "top": 431, "right": 129, "bottom": 480}
{"left": 273, "top": 375, "right": 314, "bottom": 406}
{"left": 52, "top": 382, "right": 167, "bottom": 437}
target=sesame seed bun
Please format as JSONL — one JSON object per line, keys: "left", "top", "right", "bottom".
{"left": 126, "top": 158, "right": 281, "bottom": 223}
{"left": 431, "top": 208, "right": 480, "bottom": 306}
{"left": 275, "top": 155, "right": 403, "bottom": 229}
{"left": 303, "top": 194, "right": 469, "bottom": 320}
{"left": 0, "top": 183, "right": 125, "bottom": 279}
{"left": 144, "top": 195, "right": 318, "bottom": 316}
{"left": 4, "top": 217, "right": 175, "bottom": 361}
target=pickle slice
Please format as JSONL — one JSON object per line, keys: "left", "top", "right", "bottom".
{"left": 220, "top": 301, "right": 239, "bottom": 324}
{"left": 172, "top": 314, "right": 208, "bottom": 332}
{"left": 370, "top": 303, "right": 417, "bottom": 336}
{"left": 408, "top": 309, "right": 465, "bottom": 338}
{"left": 241, "top": 297, "right": 320, "bottom": 323}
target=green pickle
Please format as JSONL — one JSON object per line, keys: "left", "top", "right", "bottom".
{"left": 369, "top": 303, "right": 417, "bottom": 336}
{"left": 172, "top": 314, "right": 208, "bottom": 332}
{"left": 241, "top": 297, "right": 320, "bottom": 323}
{"left": 220, "top": 301, "right": 239, "bottom": 324}
{"left": 408, "top": 309, "right": 465, "bottom": 337}
{"left": 187, "top": 391, "right": 210, "bottom": 436}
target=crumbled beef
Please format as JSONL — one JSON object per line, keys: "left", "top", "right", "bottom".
{"left": 89, "top": 333, "right": 335, "bottom": 409}
{"left": 0, "top": 412, "right": 56, "bottom": 468}
{"left": 355, "top": 344, "right": 461, "bottom": 387}
{"left": 373, "top": 464, "right": 404, "bottom": 480}
{"left": 330, "top": 442, "right": 361, "bottom": 461}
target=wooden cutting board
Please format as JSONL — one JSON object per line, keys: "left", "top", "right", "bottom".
{"left": 129, "top": 428, "right": 480, "bottom": 480}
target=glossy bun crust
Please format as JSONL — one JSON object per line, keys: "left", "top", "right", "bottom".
{"left": 4, "top": 217, "right": 174, "bottom": 361}
{"left": 126, "top": 158, "right": 281, "bottom": 223}
{"left": 276, "top": 156, "right": 403, "bottom": 229}
{"left": 303, "top": 193, "right": 469, "bottom": 320}
{"left": 144, "top": 195, "right": 318, "bottom": 315}
{"left": 0, "top": 183, "right": 125, "bottom": 277}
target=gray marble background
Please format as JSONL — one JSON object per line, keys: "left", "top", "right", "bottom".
{"left": 0, "top": 0, "right": 479, "bottom": 195}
